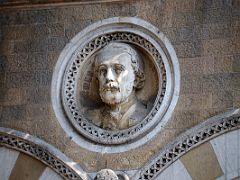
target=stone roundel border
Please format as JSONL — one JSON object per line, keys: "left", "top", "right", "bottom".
{"left": 135, "top": 108, "right": 240, "bottom": 180}
{"left": 63, "top": 32, "right": 166, "bottom": 144}
{"left": 0, "top": 127, "right": 88, "bottom": 180}
{"left": 52, "top": 17, "right": 180, "bottom": 153}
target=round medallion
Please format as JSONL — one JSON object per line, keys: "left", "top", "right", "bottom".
{"left": 52, "top": 17, "right": 180, "bottom": 152}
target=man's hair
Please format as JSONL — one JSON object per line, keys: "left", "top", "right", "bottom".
{"left": 93, "top": 42, "right": 145, "bottom": 89}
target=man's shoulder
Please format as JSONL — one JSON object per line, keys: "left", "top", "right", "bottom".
{"left": 84, "top": 107, "right": 103, "bottom": 127}
{"left": 127, "top": 100, "right": 149, "bottom": 126}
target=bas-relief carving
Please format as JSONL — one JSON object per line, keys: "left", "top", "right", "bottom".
{"left": 94, "top": 169, "right": 129, "bottom": 180}
{"left": 65, "top": 31, "right": 161, "bottom": 145}
{"left": 84, "top": 43, "right": 148, "bottom": 130}
{"left": 53, "top": 17, "right": 180, "bottom": 151}
{"left": 95, "top": 169, "right": 118, "bottom": 180}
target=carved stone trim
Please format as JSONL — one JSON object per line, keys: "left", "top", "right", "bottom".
{"left": 62, "top": 32, "right": 166, "bottom": 144}
{"left": 52, "top": 17, "right": 180, "bottom": 153}
{"left": 0, "top": 0, "right": 129, "bottom": 11}
{"left": 135, "top": 108, "right": 240, "bottom": 180}
{"left": 0, "top": 127, "right": 88, "bottom": 180}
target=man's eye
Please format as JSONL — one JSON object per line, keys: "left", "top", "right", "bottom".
{"left": 99, "top": 68, "right": 106, "bottom": 75}
{"left": 115, "top": 69, "right": 122, "bottom": 74}
{"left": 114, "top": 65, "right": 124, "bottom": 74}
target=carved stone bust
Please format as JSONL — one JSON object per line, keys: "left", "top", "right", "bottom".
{"left": 94, "top": 169, "right": 129, "bottom": 180}
{"left": 54, "top": 17, "right": 179, "bottom": 148}
{"left": 94, "top": 169, "right": 119, "bottom": 180}
{"left": 85, "top": 42, "right": 148, "bottom": 130}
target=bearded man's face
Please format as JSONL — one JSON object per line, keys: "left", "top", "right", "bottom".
{"left": 96, "top": 53, "right": 135, "bottom": 106}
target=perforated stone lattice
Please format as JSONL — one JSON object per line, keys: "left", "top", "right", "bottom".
{"left": 138, "top": 115, "right": 240, "bottom": 180}
{"left": 63, "top": 32, "right": 167, "bottom": 144}
{"left": 0, "top": 133, "right": 82, "bottom": 180}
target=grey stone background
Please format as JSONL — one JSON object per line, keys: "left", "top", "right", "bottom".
{"left": 0, "top": 0, "right": 239, "bottom": 172}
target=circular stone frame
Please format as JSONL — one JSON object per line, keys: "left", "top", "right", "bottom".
{"left": 52, "top": 17, "right": 180, "bottom": 153}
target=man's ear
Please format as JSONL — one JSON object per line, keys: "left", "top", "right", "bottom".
{"left": 133, "top": 78, "right": 139, "bottom": 88}
{"left": 134, "top": 71, "right": 145, "bottom": 89}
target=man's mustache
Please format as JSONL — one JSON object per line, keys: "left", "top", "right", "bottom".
{"left": 102, "top": 82, "right": 120, "bottom": 92}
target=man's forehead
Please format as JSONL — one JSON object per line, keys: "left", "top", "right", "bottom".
{"left": 96, "top": 52, "right": 131, "bottom": 64}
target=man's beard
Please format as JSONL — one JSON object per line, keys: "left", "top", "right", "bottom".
{"left": 99, "top": 82, "right": 132, "bottom": 106}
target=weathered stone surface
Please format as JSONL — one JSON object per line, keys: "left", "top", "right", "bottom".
{"left": 233, "top": 90, "right": 240, "bottom": 107}
{"left": 177, "top": 93, "right": 212, "bottom": 111}
{"left": 15, "top": 25, "right": 31, "bottom": 40}
{"left": 201, "top": 24, "right": 232, "bottom": 40}
{"left": 203, "top": 38, "right": 240, "bottom": 56}
{"left": 0, "top": 40, "right": 14, "bottom": 55}
{"left": 175, "top": 41, "right": 202, "bottom": 58}
{"left": 181, "top": 142, "right": 223, "bottom": 180}
{"left": 233, "top": 55, "right": 240, "bottom": 72}
{"left": 105, "top": 3, "right": 137, "bottom": 17}
{"left": 9, "top": 153, "right": 46, "bottom": 180}
{"left": 166, "top": 110, "right": 200, "bottom": 129}
{"left": 201, "top": 0, "right": 233, "bottom": 10}
{"left": 180, "top": 57, "right": 204, "bottom": 75}
{"left": 213, "top": 55, "right": 233, "bottom": 73}
{"left": 0, "top": 105, "right": 26, "bottom": 122}
{"left": 0, "top": 55, "right": 7, "bottom": 72}
{"left": 28, "top": 53, "right": 48, "bottom": 70}
{"left": 13, "top": 41, "right": 29, "bottom": 53}
{"left": 47, "top": 37, "right": 67, "bottom": 51}
{"left": 29, "top": 38, "right": 48, "bottom": 52}
{"left": 232, "top": 73, "right": 240, "bottom": 90}
{"left": 212, "top": 90, "right": 233, "bottom": 109}
{"left": 29, "top": 24, "right": 48, "bottom": 40}
{"left": 202, "top": 73, "right": 233, "bottom": 92}
{"left": 0, "top": 73, "right": 5, "bottom": 88}
{"left": 6, "top": 71, "right": 33, "bottom": 88}
{"left": 203, "top": 7, "right": 232, "bottom": 24}
{"left": 181, "top": 75, "right": 203, "bottom": 93}
{"left": 1, "top": 26, "right": 16, "bottom": 40}
{"left": 46, "top": 51, "right": 60, "bottom": 70}
{"left": 6, "top": 54, "right": 28, "bottom": 72}
{"left": 22, "top": 86, "right": 51, "bottom": 104}
{"left": 47, "top": 23, "right": 65, "bottom": 37}
{"left": 0, "top": 0, "right": 239, "bottom": 174}
{"left": 64, "top": 20, "right": 93, "bottom": 40}
{"left": 0, "top": 88, "right": 22, "bottom": 106}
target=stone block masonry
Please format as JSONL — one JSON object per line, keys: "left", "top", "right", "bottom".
{"left": 0, "top": 0, "right": 239, "bottom": 173}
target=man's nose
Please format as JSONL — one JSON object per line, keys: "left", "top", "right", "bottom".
{"left": 106, "top": 68, "right": 115, "bottom": 82}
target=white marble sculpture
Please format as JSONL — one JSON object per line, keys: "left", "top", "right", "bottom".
{"left": 94, "top": 169, "right": 119, "bottom": 180}
{"left": 86, "top": 42, "right": 147, "bottom": 130}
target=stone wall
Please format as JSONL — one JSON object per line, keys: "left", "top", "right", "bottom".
{"left": 0, "top": 0, "right": 239, "bottom": 172}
